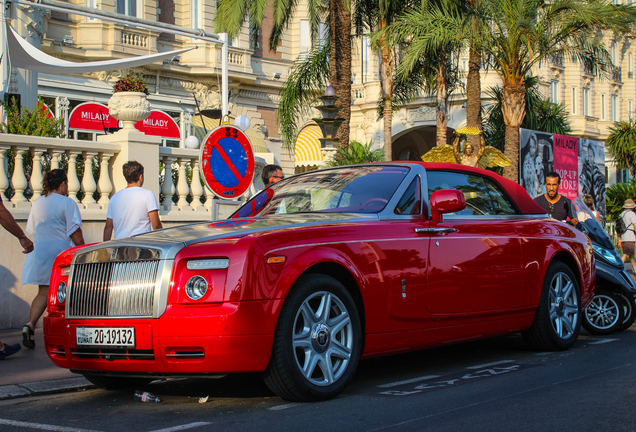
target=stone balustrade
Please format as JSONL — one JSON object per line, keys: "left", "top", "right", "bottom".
{"left": 0, "top": 134, "right": 263, "bottom": 223}
{"left": 0, "top": 134, "right": 120, "bottom": 219}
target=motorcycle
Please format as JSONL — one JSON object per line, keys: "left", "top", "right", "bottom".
{"left": 572, "top": 197, "right": 636, "bottom": 335}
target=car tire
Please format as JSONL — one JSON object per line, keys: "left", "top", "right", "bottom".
{"left": 616, "top": 292, "right": 636, "bottom": 332}
{"left": 522, "top": 261, "right": 581, "bottom": 351}
{"left": 83, "top": 374, "right": 153, "bottom": 390}
{"left": 582, "top": 288, "right": 624, "bottom": 335}
{"left": 263, "top": 274, "right": 362, "bottom": 401}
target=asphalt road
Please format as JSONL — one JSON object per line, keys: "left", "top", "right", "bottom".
{"left": 1, "top": 329, "right": 635, "bottom": 432}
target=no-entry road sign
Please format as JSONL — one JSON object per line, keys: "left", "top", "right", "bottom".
{"left": 200, "top": 125, "right": 255, "bottom": 200}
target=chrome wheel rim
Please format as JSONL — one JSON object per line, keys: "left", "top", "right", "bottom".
{"left": 549, "top": 272, "right": 579, "bottom": 339}
{"left": 585, "top": 294, "right": 620, "bottom": 330}
{"left": 292, "top": 291, "right": 354, "bottom": 387}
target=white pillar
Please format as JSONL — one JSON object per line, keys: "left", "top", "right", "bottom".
{"left": 66, "top": 152, "right": 81, "bottom": 204}
{"left": 190, "top": 158, "right": 203, "bottom": 211}
{"left": 82, "top": 152, "right": 99, "bottom": 208}
{"left": 221, "top": 33, "right": 229, "bottom": 117}
{"left": 50, "top": 150, "right": 62, "bottom": 170}
{"left": 161, "top": 156, "right": 176, "bottom": 211}
{"left": 11, "top": 147, "right": 29, "bottom": 205}
{"left": 97, "top": 152, "right": 114, "bottom": 207}
{"left": 176, "top": 157, "right": 192, "bottom": 210}
{"left": 29, "top": 148, "right": 44, "bottom": 202}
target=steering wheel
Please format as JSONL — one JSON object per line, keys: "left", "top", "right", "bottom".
{"left": 363, "top": 198, "right": 389, "bottom": 207}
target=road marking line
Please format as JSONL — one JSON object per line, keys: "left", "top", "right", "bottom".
{"left": 465, "top": 360, "right": 513, "bottom": 369}
{"left": 147, "top": 422, "right": 210, "bottom": 432}
{"left": 0, "top": 418, "right": 102, "bottom": 432}
{"left": 377, "top": 375, "right": 440, "bottom": 388}
{"left": 588, "top": 338, "right": 619, "bottom": 345}
{"left": 268, "top": 403, "right": 303, "bottom": 411}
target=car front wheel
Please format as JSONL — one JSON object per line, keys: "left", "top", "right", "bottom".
{"left": 263, "top": 274, "right": 362, "bottom": 401}
{"left": 523, "top": 261, "right": 581, "bottom": 351}
{"left": 582, "top": 288, "right": 623, "bottom": 335}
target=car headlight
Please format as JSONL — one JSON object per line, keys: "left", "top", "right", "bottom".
{"left": 592, "top": 244, "right": 623, "bottom": 267}
{"left": 185, "top": 276, "right": 208, "bottom": 300}
{"left": 186, "top": 259, "right": 229, "bottom": 270}
{"left": 57, "top": 281, "right": 67, "bottom": 303}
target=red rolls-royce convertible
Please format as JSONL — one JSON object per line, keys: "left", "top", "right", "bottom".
{"left": 44, "top": 162, "right": 595, "bottom": 401}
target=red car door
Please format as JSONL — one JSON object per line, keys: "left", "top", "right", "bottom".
{"left": 424, "top": 170, "right": 524, "bottom": 314}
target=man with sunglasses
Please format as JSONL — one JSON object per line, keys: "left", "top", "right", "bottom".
{"left": 262, "top": 164, "right": 284, "bottom": 188}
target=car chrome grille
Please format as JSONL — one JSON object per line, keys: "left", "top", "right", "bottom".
{"left": 67, "top": 260, "right": 160, "bottom": 318}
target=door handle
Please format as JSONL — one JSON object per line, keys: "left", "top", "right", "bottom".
{"left": 415, "top": 228, "right": 456, "bottom": 235}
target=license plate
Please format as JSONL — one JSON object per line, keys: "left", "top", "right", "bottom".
{"left": 76, "top": 327, "right": 135, "bottom": 348}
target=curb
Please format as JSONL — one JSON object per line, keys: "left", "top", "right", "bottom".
{"left": 0, "top": 377, "right": 94, "bottom": 400}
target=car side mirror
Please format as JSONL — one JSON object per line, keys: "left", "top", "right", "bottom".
{"left": 430, "top": 189, "right": 466, "bottom": 222}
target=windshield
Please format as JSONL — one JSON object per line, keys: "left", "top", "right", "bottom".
{"left": 233, "top": 166, "right": 410, "bottom": 218}
{"left": 572, "top": 196, "right": 614, "bottom": 249}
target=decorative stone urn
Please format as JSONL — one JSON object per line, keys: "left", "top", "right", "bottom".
{"left": 108, "top": 91, "right": 151, "bottom": 131}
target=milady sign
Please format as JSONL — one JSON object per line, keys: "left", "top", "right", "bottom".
{"left": 69, "top": 104, "right": 180, "bottom": 138}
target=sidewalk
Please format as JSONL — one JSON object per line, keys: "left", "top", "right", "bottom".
{"left": 0, "top": 327, "right": 92, "bottom": 400}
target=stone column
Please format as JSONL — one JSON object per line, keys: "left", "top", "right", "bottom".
{"left": 66, "top": 151, "right": 81, "bottom": 204}
{"left": 55, "top": 97, "right": 70, "bottom": 139}
{"left": 82, "top": 152, "right": 100, "bottom": 209}
{"left": 10, "top": 147, "right": 29, "bottom": 207}
{"left": 97, "top": 153, "right": 114, "bottom": 207}
{"left": 161, "top": 155, "right": 176, "bottom": 211}
{"left": 175, "top": 158, "right": 192, "bottom": 211}
{"left": 29, "top": 148, "right": 45, "bottom": 201}
{"left": 190, "top": 158, "right": 203, "bottom": 211}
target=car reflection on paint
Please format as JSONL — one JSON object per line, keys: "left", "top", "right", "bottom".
{"left": 44, "top": 162, "right": 595, "bottom": 402}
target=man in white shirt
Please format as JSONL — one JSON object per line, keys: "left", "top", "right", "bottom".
{"left": 103, "top": 161, "right": 162, "bottom": 240}
{"left": 619, "top": 199, "right": 636, "bottom": 274}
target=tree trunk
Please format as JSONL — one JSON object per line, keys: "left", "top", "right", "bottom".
{"left": 501, "top": 80, "right": 526, "bottom": 181}
{"left": 436, "top": 69, "right": 448, "bottom": 147}
{"left": 379, "top": 36, "right": 394, "bottom": 160}
{"left": 466, "top": 46, "right": 482, "bottom": 149}
{"left": 330, "top": 0, "right": 351, "bottom": 148}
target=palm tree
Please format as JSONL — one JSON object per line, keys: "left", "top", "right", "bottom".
{"left": 484, "top": 76, "right": 571, "bottom": 151}
{"left": 215, "top": 0, "right": 352, "bottom": 145}
{"left": 477, "top": 0, "right": 635, "bottom": 180}
{"left": 606, "top": 119, "right": 636, "bottom": 179}
{"left": 378, "top": 0, "right": 464, "bottom": 147}
{"left": 355, "top": 0, "right": 416, "bottom": 159}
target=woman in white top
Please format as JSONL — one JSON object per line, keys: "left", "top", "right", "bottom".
{"left": 21, "top": 169, "right": 85, "bottom": 349}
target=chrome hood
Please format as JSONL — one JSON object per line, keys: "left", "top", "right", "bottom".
{"left": 75, "top": 213, "right": 376, "bottom": 263}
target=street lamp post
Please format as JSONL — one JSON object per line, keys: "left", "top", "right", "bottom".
{"left": 313, "top": 86, "right": 345, "bottom": 161}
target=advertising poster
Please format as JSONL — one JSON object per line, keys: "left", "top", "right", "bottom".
{"left": 552, "top": 134, "right": 579, "bottom": 201}
{"left": 519, "top": 129, "right": 554, "bottom": 199}
{"left": 579, "top": 139, "right": 606, "bottom": 217}
{"left": 519, "top": 129, "right": 607, "bottom": 219}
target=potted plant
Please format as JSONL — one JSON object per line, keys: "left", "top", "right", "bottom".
{"left": 108, "top": 74, "right": 151, "bottom": 131}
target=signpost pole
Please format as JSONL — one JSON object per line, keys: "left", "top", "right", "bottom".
{"left": 221, "top": 33, "right": 229, "bottom": 117}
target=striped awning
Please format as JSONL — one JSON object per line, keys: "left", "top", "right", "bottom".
{"left": 191, "top": 116, "right": 269, "bottom": 153}
{"left": 295, "top": 125, "right": 324, "bottom": 166}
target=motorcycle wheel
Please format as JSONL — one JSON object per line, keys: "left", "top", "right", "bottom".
{"left": 582, "top": 288, "right": 624, "bottom": 335}
{"left": 616, "top": 292, "right": 636, "bottom": 332}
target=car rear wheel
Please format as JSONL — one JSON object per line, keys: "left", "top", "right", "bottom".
{"left": 263, "top": 274, "right": 362, "bottom": 401}
{"left": 522, "top": 261, "right": 581, "bottom": 351}
{"left": 582, "top": 288, "right": 623, "bottom": 335}
{"left": 83, "top": 374, "right": 153, "bottom": 389}
{"left": 616, "top": 292, "right": 636, "bottom": 332}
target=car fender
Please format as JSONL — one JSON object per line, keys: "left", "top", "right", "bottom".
{"left": 259, "top": 244, "right": 368, "bottom": 304}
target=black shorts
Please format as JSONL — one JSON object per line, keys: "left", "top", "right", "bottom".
{"left": 623, "top": 241, "right": 635, "bottom": 256}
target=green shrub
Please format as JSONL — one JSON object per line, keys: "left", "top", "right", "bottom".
{"left": 327, "top": 141, "right": 384, "bottom": 167}
{"left": 0, "top": 97, "right": 65, "bottom": 137}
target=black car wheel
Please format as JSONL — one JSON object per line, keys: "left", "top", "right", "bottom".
{"left": 523, "top": 261, "right": 581, "bottom": 351}
{"left": 582, "top": 288, "right": 624, "bottom": 335}
{"left": 83, "top": 374, "right": 152, "bottom": 389}
{"left": 263, "top": 274, "right": 362, "bottom": 401}
{"left": 616, "top": 291, "right": 636, "bottom": 332}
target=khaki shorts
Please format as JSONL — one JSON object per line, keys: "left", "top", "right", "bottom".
{"left": 623, "top": 241, "right": 635, "bottom": 256}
